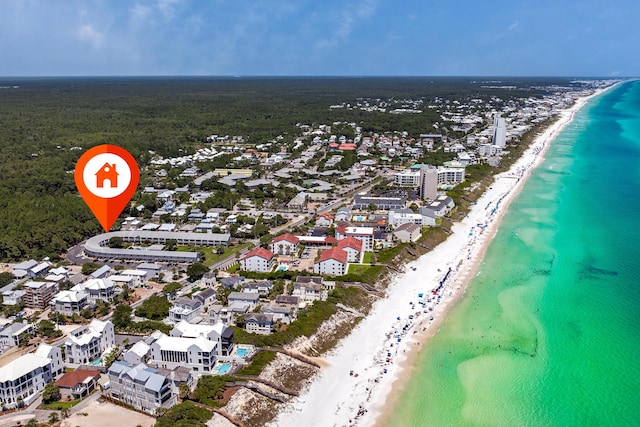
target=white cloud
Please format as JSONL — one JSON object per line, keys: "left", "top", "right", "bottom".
{"left": 157, "top": 0, "right": 181, "bottom": 18}
{"left": 315, "top": 0, "right": 379, "bottom": 50}
{"left": 131, "top": 3, "right": 152, "bottom": 21}
{"left": 508, "top": 20, "right": 519, "bottom": 31}
{"left": 77, "top": 24, "right": 104, "bottom": 49}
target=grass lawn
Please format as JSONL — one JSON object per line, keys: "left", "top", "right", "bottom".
{"left": 348, "top": 264, "right": 373, "bottom": 275}
{"left": 40, "top": 399, "right": 81, "bottom": 410}
{"left": 362, "top": 252, "right": 374, "bottom": 263}
{"left": 177, "top": 243, "right": 253, "bottom": 267}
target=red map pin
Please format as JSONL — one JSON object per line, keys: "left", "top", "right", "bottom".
{"left": 74, "top": 144, "right": 140, "bottom": 232}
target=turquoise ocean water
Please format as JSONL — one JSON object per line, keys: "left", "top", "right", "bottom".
{"left": 386, "top": 81, "right": 640, "bottom": 427}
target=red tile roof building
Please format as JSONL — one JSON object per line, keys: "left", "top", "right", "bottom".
{"left": 240, "top": 248, "right": 275, "bottom": 272}
{"left": 270, "top": 233, "right": 300, "bottom": 255}
{"left": 336, "top": 237, "right": 364, "bottom": 263}
{"left": 313, "top": 248, "right": 348, "bottom": 276}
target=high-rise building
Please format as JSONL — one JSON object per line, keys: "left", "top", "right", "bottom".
{"left": 419, "top": 165, "right": 438, "bottom": 200}
{"left": 493, "top": 114, "right": 507, "bottom": 147}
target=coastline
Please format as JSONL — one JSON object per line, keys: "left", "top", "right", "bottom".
{"left": 271, "top": 85, "right": 613, "bottom": 427}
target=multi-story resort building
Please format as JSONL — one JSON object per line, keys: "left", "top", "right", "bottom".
{"left": 313, "top": 248, "right": 348, "bottom": 276}
{"left": 0, "top": 344, "right": 63, "bottom": 408}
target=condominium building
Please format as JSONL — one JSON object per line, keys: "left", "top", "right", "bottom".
{"left": 335, "top": 226, "right": 375, "bottom": 251}
{"left": 23, "top": 281, "right": 56, "bottom": 310}
{"left": 313, "top": 248, "right": 348, "bottom": 277}
{"left": 239, "top": 248, "right": 275, "bottom": 272}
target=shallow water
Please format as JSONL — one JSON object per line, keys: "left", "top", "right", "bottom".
{"left": 387, "top": 81, "right": 640, "bottom": 426}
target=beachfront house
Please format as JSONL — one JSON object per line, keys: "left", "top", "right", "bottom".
{"left": 419, "top": 207, "right": 437, "bottom": 227}
{"left": 261, "top": 303, "right": 297, "bottom": 324}
{"left": 388, "top": 209, "right": 423, "bottom": 228}
{"left": 292, "top": 276, "right": 328, "bottom": 302}
{"left": 244, "top": 313, "right": 274, "bottom": 335}
{"left": 148, "top": 333, "right": 217, "bottom": 373}
{"left": 107, "top": 361, "right": 177, "bottom": 414}
{"left": 393, "top": 222, "right": 422, "bottom": 243}
{"left": 427, "top": 196, "right": 455, "bottom": 217}
{"left": 170, "top": 320, "right": 235, "bottom": 357}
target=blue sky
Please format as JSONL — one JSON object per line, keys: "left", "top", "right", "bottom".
{"left": 1, "top": 0, "right": 638, "bottom": 77}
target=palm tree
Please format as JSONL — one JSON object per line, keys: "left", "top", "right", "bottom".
{"left": 26, "top": 419, "right": 38, "bottom": 427}
{"left": 48, "top": 411, "right": 59, "bottom": 424}
{"left": 178, "top": 382, "right": 191, "bottom": 401}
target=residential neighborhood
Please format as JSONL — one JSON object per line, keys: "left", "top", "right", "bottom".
{"left": 0, "top": 79, "right": 613, "bottom": 425}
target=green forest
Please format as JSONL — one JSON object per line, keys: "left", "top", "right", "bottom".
{"left": 0, "top": 76, "right": 579, "bottom": 261}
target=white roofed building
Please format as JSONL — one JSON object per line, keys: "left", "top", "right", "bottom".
{"left": 63, "top": 320, "right": 115, "bottom": 365}
{"left": 170, "top": 320, "right": 235, "bottom": 357}
{"left": 335, "top": 226, "right": 375, "bottom": 251}
{"left": 149, "top": 333, "right": 217, "bottom": 373}
{"left": 0, "top": 344, "right": 63, "bottom": 408}
{"left": 51, "top": 290, "right": 88, "bottom": 316}
{"left": 71, "top": 278, "right": 115, "bottom": 302}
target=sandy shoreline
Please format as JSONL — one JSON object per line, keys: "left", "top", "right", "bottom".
{"left": 271, "top": 86, "right": 612, "bottom": 427}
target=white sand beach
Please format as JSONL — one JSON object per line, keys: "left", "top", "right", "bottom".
{"left": 270, "top": 87, "right": 610, "bottom": 427}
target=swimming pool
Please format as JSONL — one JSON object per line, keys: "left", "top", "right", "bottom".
{"left": 276, "top": 265, "right": 288, "bottom": 271}
{"left": 236, "top": 348, "right": 249, "bottom": 357}
{"left": 214, "top": 363, "right": 231, "bottom": 375}
{"left": 90, "top": 357, "right": 102, "bottom": 366}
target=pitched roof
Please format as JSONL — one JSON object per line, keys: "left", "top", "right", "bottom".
{"left": 337, "top": 236, "right": 363, "bottom": 252}
{"left": 241, "top": 248, "right": 274, "bottom": 261}
{"left": 316, "top": 248, "right": 348, "bottom": 264}
{"left": 394, "top": 222, "right": 421, "bottom": 233}
{"left": 55, "top": 369, "right": 101, "bottom": 388}
{"left": 0, "top": 353, "right": 51, "bottom": 382}
{"left": 271, "top": 233, "right": 299, "bottom": 244}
